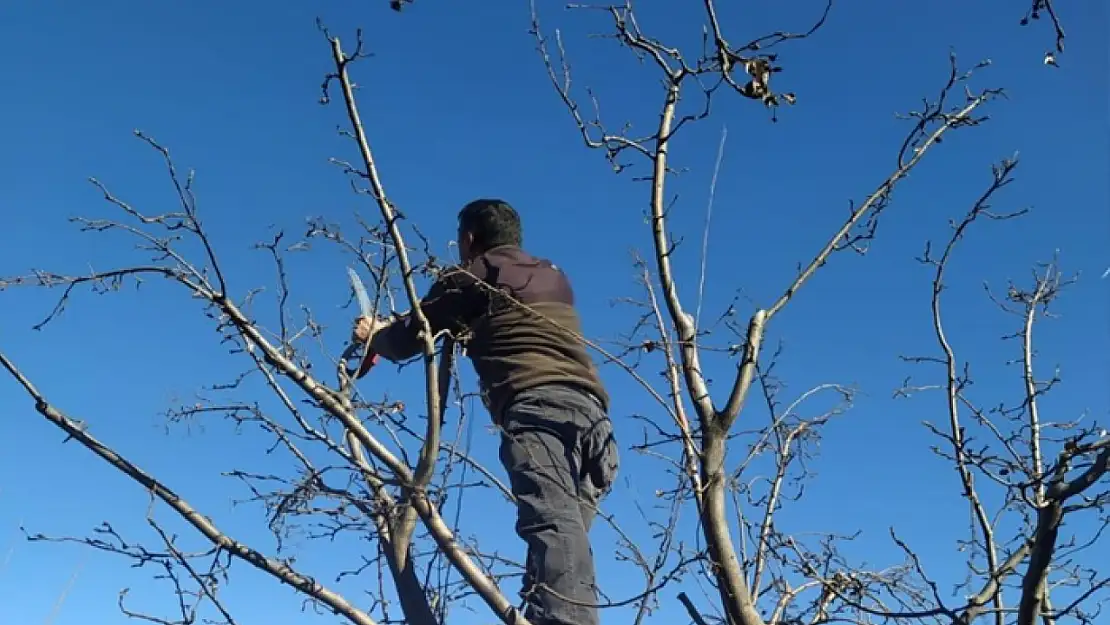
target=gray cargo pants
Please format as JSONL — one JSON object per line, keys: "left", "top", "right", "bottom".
{"left": 498, "top": 383, "right": 620, "bottom": 625}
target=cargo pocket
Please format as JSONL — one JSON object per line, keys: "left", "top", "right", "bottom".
{"left": 583, "top": 417, "right": 619, "bottom": 496}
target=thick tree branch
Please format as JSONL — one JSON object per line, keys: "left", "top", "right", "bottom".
{"left": 721, "top": 55, "right": 1000, "bottom": 429}
{"left": 323, "top": 31, "right": 531, "bottom": 625}
{"left": 0, "top": 351, "right": 381, "bottom": 625}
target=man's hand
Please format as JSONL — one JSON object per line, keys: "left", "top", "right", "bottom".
{"left": 351, "top": 315, "right": 391, "bottom": 378}
{"left": 352, "top": 315, "right": 390, "bottom": 344}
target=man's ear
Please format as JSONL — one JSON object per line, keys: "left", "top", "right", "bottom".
{"left": 460, "top": 231, "right": 476, "bottom": 260}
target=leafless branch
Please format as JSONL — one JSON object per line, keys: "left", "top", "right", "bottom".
{"left": 0, "top": 351, "right": 381, "bottom": 625}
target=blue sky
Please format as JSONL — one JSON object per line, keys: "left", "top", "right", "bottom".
{"left": 0, "top": 1, "right": 1106, "bottom": 624}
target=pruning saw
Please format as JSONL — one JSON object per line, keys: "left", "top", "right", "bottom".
{"left": 346, "top": 267, "right": 381, "bottom": 377}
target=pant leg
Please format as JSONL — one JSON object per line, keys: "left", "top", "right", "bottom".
{"left": 499, "top": 386, "right": 604, "bottom": 625}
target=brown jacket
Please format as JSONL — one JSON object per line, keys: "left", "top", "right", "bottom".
{"left": 369, "top": 245, "right": 608, "bottom": 421}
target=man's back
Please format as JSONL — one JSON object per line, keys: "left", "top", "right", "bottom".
{"left": 457, "top": 246, "right": 608, "bottom": 422}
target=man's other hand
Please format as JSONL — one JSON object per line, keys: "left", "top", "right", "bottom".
{"left": 352, "top": 316, "right": 389, "bottom": 343}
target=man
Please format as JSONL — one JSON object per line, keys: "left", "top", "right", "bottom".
{"left": 351, "top": 198, "right": 619, "bottom": 625}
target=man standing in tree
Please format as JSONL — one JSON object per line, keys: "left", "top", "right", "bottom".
{"left": 352, "top": 199, "right": 619, "bottom": 625}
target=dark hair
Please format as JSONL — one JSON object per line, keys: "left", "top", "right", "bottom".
{"left": 457, "top": 199, "right": 523, "bottom": 252}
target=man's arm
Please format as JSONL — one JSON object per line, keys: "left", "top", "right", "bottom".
{"left": 365, "top": 269, "right": 475, "bottom": 365}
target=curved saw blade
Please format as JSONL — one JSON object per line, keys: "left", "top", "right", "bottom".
{"left": 347, "top": 267, "right": 373, "bottom": 318}
{"left": 346, "top": 267, "right": 380, "bottom": 374}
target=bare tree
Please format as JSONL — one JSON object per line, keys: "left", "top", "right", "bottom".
{"left": 888, "top": 158, "right": 1109, "bottom": 625}
{"left": 525, "top": 2, "right": 1101, "bottom": 624}
{"left": 1, "top": 2, "right": 1102, "bottom": 625}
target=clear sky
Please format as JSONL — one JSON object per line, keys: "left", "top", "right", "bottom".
{"left": 0, "top": 1, "right": 1106, "bottom": 624}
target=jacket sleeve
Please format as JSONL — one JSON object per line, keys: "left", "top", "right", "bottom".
{"left": 369, "top": 268, "right": 475, "bottom": 363}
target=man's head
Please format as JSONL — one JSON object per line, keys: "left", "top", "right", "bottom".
{"left": 457, "top": 198, "right": 522, "bottom": 263}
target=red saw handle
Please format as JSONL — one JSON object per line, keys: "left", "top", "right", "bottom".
{"left": 355, "top": 350, "right": 380, "bottom": 378}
